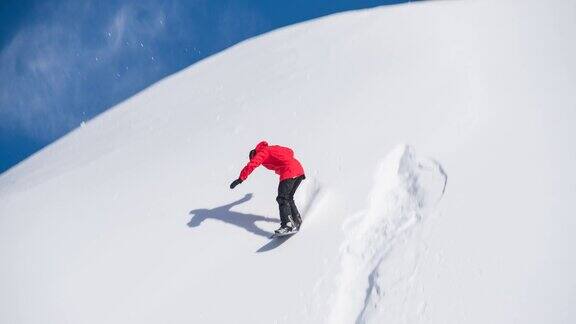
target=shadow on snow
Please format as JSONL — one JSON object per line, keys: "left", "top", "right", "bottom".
{"left": 187, "top": 193, "right": 279, "bottom": 239}
{"left": 255, "top": 235, "right": 293, "bottom": 253}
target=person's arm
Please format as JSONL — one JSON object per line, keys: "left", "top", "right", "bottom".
{"left": 229, "top": 150, "right": 268, "bottom": 189}
{"left": 239, "top": 150, "right": 268, "bottom": 181}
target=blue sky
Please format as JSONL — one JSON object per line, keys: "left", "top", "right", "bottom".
{"left": 0, "top": 0, "right": 411, "bottom": 174}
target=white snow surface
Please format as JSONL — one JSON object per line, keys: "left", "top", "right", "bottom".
{"left": 2, "top": 0, "right": 576, "bottom": 323}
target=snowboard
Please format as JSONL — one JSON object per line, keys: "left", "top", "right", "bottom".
{"left": 269, "top": 229, "right": 298, "bottom": 239}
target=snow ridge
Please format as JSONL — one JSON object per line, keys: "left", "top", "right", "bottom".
{"left": 296, "top": 177, "right": 328, "bottom": 227}
{"left": 329, "top": 145, "right": 447, "bottom": 324}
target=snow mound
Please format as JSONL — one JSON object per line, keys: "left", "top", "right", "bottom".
{"left": 330, "top": 145, "right": 447, "bottom": 324}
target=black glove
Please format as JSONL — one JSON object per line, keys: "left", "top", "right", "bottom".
{"left": 229, "top": 178, "right": 243, "bottom": 189}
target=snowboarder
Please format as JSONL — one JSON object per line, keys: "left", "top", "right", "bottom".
{"left": 229, "top": 141, "right": 306, "bottom": 236}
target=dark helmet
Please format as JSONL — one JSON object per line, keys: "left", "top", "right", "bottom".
{"left": 249, "top": 149, "right": 256, "bottom": 160}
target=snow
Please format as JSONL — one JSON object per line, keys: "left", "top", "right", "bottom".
{"left": 1, "top": 0, "right": 576, "bottom": 323}
{"left": 329, "top": 145, "right": 447, "bottom": 324}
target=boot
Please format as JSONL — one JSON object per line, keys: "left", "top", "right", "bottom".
{"left": 274, "top": 221, "right": 296, "bottom": 235}
{"left": 292, "top": 213, "right": 302, "bottom": 230}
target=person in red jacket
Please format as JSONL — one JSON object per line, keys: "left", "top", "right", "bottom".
{"left": 230, "top": 141, "right": 306, "bottom": 235}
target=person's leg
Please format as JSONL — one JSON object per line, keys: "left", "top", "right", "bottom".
{"left": 288, "top": 175, "right": 305, "bottom": 227}
{"left": 277, "top": 178, "right": 297, "bottom": 228}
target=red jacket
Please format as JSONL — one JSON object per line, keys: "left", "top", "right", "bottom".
{"left": 239, "top": 141, "right": 305, "bottom": 181}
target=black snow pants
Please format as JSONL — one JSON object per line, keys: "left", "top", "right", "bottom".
{"left": 276, "top": 175, "right": 306, "bottom": 227}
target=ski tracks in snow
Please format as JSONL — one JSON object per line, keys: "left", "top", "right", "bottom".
{"left": 329, "top": 144, "right": 447, "bottom": 324}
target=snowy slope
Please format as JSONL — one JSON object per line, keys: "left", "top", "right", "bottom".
{"left": 2, "top": 0, "right": 576, "bottom": 323}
